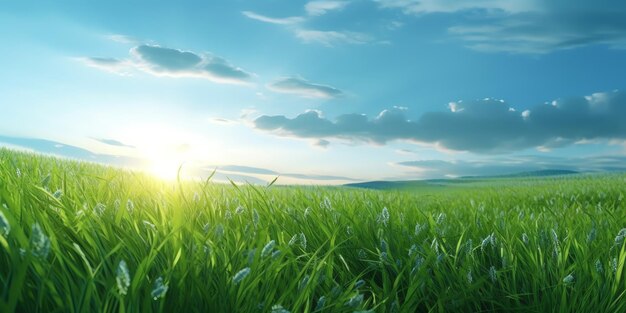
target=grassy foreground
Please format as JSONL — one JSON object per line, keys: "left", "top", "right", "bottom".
{"left": 0, "top": 148, "right": 626, "bottom": 312}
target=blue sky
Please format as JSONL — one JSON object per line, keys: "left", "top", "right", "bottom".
{"left": 1, "top": 1, "right": 626, "bottom": 183}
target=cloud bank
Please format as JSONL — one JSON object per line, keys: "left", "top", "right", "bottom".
{"left": 397, "top": 155, "right": 626, "bottom": 178}
{"left": 267, "top": 77, "right": 343, "bottom": 99}
{"left": 377, "top": 0, "right": 626, "bottom": 53}
{"left": 253, "top": 90, "right": 626, "bottom": 153}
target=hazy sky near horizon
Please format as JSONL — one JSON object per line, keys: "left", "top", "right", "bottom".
{"left": 1, "top": 1, "right": 626, "bottom": 183}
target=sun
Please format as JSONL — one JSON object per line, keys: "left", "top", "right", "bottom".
{"left": 149, "top": 157, "right": 184, "bottom": 180}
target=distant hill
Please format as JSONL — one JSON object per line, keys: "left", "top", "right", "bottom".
{"left": 345, "top": 169, "right": 579, "bottom": 190}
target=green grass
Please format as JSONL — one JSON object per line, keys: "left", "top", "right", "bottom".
{"left": 1, "top": 147, "right": 626, "bottom": 312}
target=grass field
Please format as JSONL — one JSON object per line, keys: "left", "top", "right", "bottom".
{"left": 1, "top": 148, "right": 626, "bottom": 312}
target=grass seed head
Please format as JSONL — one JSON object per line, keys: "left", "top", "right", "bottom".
{"left": 232, "top": 267, "right": 251, "bottom": 285}
{"left": 30, "top": 223, "right": 50, "bottom": 259}
{"left": 116, "top": 260, "right": 131, "bottom": 296}
{"left": 0, "top": 211, "right": 10, "bottom": 236}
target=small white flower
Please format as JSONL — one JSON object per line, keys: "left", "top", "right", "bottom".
{"left": 151, "top": 277, "right": 168, "bottom": 300}
{"left": 262, "top": 240, "right": 276, "bottom": 257}
{"left": 563, "top": 273, "right": 575, "bottom": 284}
{"left": 232, "top": 267, "right": 250, "bottom": 284}
{"left": 345, "top": 293, "right": 364, "bottom": 307}
{"left": 0, "top": 211, "right": 10, "bottom": 236}
{"left": 116, "top": 260, "right": 131, "bottom": 296}
{"left": 30, "top": 223, "right": 50, "bottom": 259}
{"left": 271, "top": 304, "right": 290, "bottom": 313}
{"left": 489, "top": 266, "right": 497, "bottom": 283}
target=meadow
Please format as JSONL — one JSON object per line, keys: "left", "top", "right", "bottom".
{"left": 0, "top": 148, "right": 625, "bottom": 312}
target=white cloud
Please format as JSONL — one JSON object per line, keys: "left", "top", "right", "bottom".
{"left": 305, "top": 1, "right": 349, "bottom": 16}
{"left": 295, "top": 29, "right": 372, "bottom": 46}
{"left": 241, "top": 11, "right": 305, "bottom": 25}
{"left": 253, "top": 89, "right": 626, "bottom": 153}
{"left": 267, "top": 77, "right": 343, "bottom": 99}
{"left": 82, "top": 45, "right": 253, "bottom": 85}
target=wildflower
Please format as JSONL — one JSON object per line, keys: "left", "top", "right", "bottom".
{"left": 358, "top": 249, "right": 367, "bottom": 259}
{"left": 262, "top": 240, "right": 276, "bottom": 257}
{"left": 489, "top": 266, "right": 497, "bottom": 283}
{"left": 354, "top": 279, "right": 365, "bottom": 289}
{"left": 53, "top": 189, "right": 63, "bottom": 199}
{"left": 551, "top": 229, "right": 559, "bottom": 244}
{"left": 299, "top": 232, "right": 307, "bottom": 250}
{"left": 271, "top": 250, "right": 281, "bottom": 259}
{"left": 30, "top": 223, "right": 50, "bottom": 259}
{"left": 380, "top": 252, "right": 388, "bottom": 262}
{"left": 116, "top": 260, "right": 131, "bottom": 296}
{"left": 298, "top": 275, "right": 310, "bottom": 291}
{"left": 232, "top": 267, "right": 250, "bottom": 284}
{"left": 612, "top": 257, "right": 618, "bottom": 273}
{"left": 522, "top": 233, "right": 529, "bottom": 245}
{"left": 143, "top": 220, "right": 156, "bottom": 230}
{"left": 252, "top": 209, "right": 260, "bottom": 226}
{"left": 481, "top": 233, "right": 495, "bottom": 252}
{"left": 151, "top": 277, "right": 168, "bottom": 300}
{"left": 379, "top": 207, "right": 390, "bottom": 226}
{"left": 94, "top": 203, "right": 106, "bottom": 216}
{"left": 0, "top": 211, "right": 10, "bottom": 236}
{"left": 587, "top": 227, "right": 597, "bottom": 243}
{"left": 126, "top": 199, "right": 134, "bottom": 214}
{"left": 466, "top": 270, "right": 473, "bottom": 284}
{"left": 563, "top": 273, "right": 575, "bottom": 284}
{"left": 235, "top": 206, "right": 245, "bottom": 214}
{"left": 380, "top": 239, "right": 388, "bottom": 252}
{"left": 225, "top": 210, "right": 232, "bottom": 220}
{"left": 436, "top": 212, "right": 446, "bottom": 224}
{"left": 595, "top": 259, "right": 604, "bottom": 274}
{"left": 271, "top": 304, "right": 290, "bottom": 313}
{"left": 415, "top": 223, "right": 424, "bottom": 236}
{"left": 214, "top": 224, "right": 224, "bottom": 238}
{"left": 315, "top": 296, "right": 326, "bottom": 311}
{"left": 615, "top": 228, "right": 626, "bottom": 246}
{"left": 41, "top": 174, "right": 51, "bottom": 187}
{"left": 16, "top": 168, "right": 21, "bottom": 177}
{"left": 465, "top": 239, "right": 473, "bottom": 255}
{"left": 288, "top": 234, "right": 298, "bottom": 246}
{"left": 346, "top": 226, "right": 353, "bottom": 235}
{"left": 408, "top": 244, "right": 417, "bottom": 257}
{"left": 345, "top": 293, "right": 364, "bottom": 307}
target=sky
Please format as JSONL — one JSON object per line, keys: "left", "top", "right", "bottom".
{"left": 1, "top": 0, "right": 626, "bottom": 184}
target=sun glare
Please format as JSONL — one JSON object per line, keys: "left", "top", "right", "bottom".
{"left": 149, "top": 157, "right": 184, "bottom": 180}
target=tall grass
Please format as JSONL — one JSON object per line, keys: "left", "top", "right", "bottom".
{"left": 0, "top": 148, "right": 625, "bottom": 312}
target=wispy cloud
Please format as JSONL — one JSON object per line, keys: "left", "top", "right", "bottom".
{"left": 267, "top": 77, "right": 343, "bottom": 99}
{"left": 376, "top": 0, "right": 626, "bottom": 53}
{"left": 241, "top": 11, "right": 305, "bottom": 25}
{"left": 92, "top": 138, "right": 135, "bottom": 148}
{"left": 242, "top": 1, "right": 373, "bottom": 46}
{"left": 294, "top": 29, "right": 372, "bottom": 46}
{"left": 82, "top": 45, "right": 253, "bottom": 84}
{"left": 253, "top": 89, "right": 626, "bottom": 153}
{"left": 396, "top": 155, "right": 626, "bottom": 179}
{"left": 80, "top": 57, "right": 134, "bottom": 75}
{"left": 305, "top": 1, "right": 349, "bottom": 16}
{"left": 375, "top": 0, "right": 537, "bottom": 15}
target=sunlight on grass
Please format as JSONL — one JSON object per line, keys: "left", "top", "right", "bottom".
{"left": 0, "top": 148, "right": 625, "bottom": 312}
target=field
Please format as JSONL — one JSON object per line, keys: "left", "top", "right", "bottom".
{"left": 1, "top": 148, "right": 626, "bottom": 313}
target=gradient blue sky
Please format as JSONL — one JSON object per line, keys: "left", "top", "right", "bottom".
{"left": 1, "top": 1, "right": 626, "bottom": 183}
